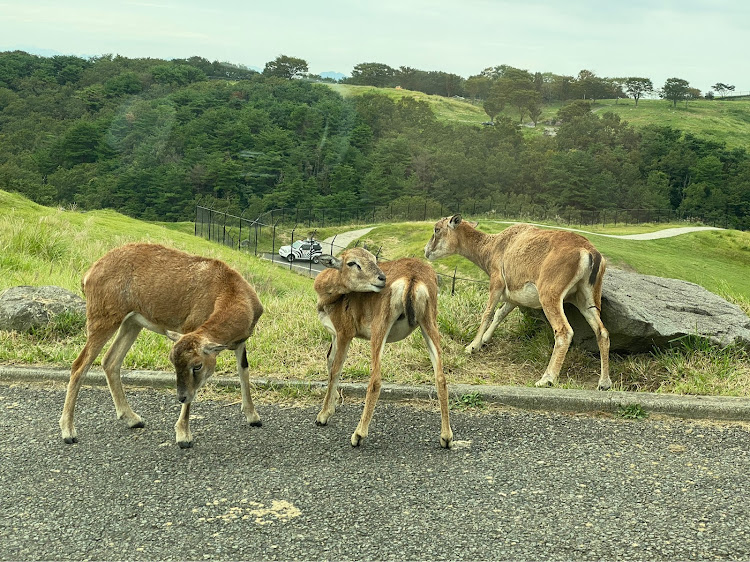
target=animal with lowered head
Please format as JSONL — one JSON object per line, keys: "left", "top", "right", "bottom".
{"left": 59, "top": 243, "right": 264, "bottom": 448}
{"left": 425, "top": 215, "right": 610, "bottom": 390}
{"left": 314, "top": 247, "right": 453, "bottom": 448}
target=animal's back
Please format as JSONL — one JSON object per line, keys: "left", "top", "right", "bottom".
{"left": 83, "top": 243, "right": 257, "bottom": 330}
{"left": 496, "top": 225, "right": 602, "bottom": 291}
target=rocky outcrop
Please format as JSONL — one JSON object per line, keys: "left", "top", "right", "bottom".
{"left": 560, "top": 269, "right": 750, "bottom": 353}
{"left": 0, "top": 286, "right": 85, "bottom": 332}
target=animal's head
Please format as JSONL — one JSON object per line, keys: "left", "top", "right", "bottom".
{"left": 166, "top": 331, "right": 227, "bottom": 404}
{"left": 319, "top": 247, "right": 386, "bottom": 293}
{"left": 424, "top": 214, "right": 468, "bottom": 260}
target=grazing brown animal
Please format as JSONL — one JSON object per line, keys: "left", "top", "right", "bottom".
{"left": 59, "top": 243, "right": 264, "bottom": 448}
{"left": 424, "top": 215, "right": 610, "bottom": 390}
{"left": 314, "top": 247, "right": 453, "bottom": 448}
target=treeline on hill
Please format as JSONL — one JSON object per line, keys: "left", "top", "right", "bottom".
{"left": 0, "top": 51, "right": 748, "bottom": 229}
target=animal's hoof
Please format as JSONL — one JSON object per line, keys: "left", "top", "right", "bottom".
{"left": 129, "top": 420, "right": 145, "bottom": 429}
{"left": 351, "top": 433, "right": 363, "bottom": 447}
{"left": 63, "top": 436, "right": 78, "bottom": 444}
{"left": 440, "top": 436, "right": 453, "bottom": 449}
{"left": 598, "top": 384, "right": 612, "bottom": 391}
{"left": 177, "top": 440, "right": 193, "bottom": 449}
{"left": 315, "top": 419, "right": 327, "bottom": 427}
{"left": 249, "top": 420, "right": 262, "bottom": 427}
{"left": 535, "top": 379, "right": 554, "bottom": 388}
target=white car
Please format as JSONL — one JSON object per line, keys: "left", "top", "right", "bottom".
{"left": 278, "top": 239, "right": 324, "bottom": 263}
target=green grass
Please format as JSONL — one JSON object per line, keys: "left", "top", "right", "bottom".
{"left": 1, "top": 190, "right": 749, "bottom": 398}
{"left": 327, "top": 83, "right": 488, "bottom": 125}
{"left": 328, "top": 84, "right": 750, "bottom": 149}
{"left": 354, "top": 220, "right": 750, "bottom": 302}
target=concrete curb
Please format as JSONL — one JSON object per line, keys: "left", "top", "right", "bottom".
{"left": 3, "top": 365, "right": 750, "bottom": 422}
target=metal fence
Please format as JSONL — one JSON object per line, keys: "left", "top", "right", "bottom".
{"left": 195, "top": 204, "right": 500, "bottom": 293}
{"left": 194, "top": 200, "right": 738, "bottom": 294}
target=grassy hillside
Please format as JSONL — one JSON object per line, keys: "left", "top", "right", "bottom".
{"left": 354, "top": 221, "right": 750, "bottom": 302}
{"left": 329, "top": 83, "right": 750, "bottom": 149}
{"left": 1, "top": 191, "right": 748, "bottom": 397}
{"left": 327, "top": 83, "right": 488, "bottom": 125}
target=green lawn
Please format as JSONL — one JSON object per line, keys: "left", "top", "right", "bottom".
{"left": 1, "top": 191, "right": 748, "bottom": 397}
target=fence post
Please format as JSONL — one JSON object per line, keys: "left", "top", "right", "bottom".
{"left": 451, "top": 267, "right": 457, "bottom": 296}
{"left": 289, "top": 227, "right": 296, "bottom": 270}
{"left": 254, "top": 221, "right": 259, "bottom": 257}
{"left": 329, "top": 234, "right": 338, "bottom": 256}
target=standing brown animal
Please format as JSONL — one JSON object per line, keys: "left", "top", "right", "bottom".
{"left": 314, "top": 247, "right": 453, "bottom": 448}
{"left": 59, "top": 243, "right": 264, "bottom": 448}
{"left": 424, "top": 215, "right": 610, "bottom": 390}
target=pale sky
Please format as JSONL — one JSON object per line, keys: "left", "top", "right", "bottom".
{"left": 2, "top": 0, "right": 748, "bottom": 93}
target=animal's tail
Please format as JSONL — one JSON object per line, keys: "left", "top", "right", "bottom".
{"left": 403, "top": 277, "right": 431, "bottom": 328}
{"left": 588, "top": 250, "right": 606, "bottom": 309}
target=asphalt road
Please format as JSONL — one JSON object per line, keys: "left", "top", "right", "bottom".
{"left": 2, "top": 381, "right": 750, "bottom": 561}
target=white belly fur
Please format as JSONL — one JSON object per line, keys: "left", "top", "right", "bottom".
{"left": 386, "top": 317, "right": 415, "bottom": 343}
{"left": 504, "top": 283, "right": 542, "bottom": 309}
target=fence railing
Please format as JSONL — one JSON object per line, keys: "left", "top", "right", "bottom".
{"left": 194, "top": 201, "right": 738, "bottom": 295}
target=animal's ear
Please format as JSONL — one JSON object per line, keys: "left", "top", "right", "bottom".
{"left": 202, "top": 342, "right": 228, "bottom": 355}
{"left": 319, "top": 254, "right": 342, "bottom": 270}
{"left": 449, "top": 214, "right": 462, "bottom": 229}
{"left": 166, "top": 330, "right": 182, "bottom": 342}
{"left": 470, "top": 221, "right": 479, "bottom": 228}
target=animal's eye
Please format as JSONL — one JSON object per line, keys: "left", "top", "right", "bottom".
{"left": 434, "top": 227, "right": 440, "bottom": 233}
{"left": 192, "top": 364, "right": 203, "bottom": 374}
{"left": 347, "top": 261, "right": 361, "bottom": 270}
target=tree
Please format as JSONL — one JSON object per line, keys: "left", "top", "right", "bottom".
{"left": 464, "top": 76, "right": 491, "bottom": 100}
{"left": 712, "top": 82, "right": 735, "bottom": 98}
{"left": 575, "top": 70, "right": 608, "bottom": 102}
{"left": 624, "top": 77, "right": 653, "bottom": 106}
{"left": 348, "top": 62, "right": 397, "bottom": 87}
{"left": 684, "top": 87, "right": 702, "bottom": 108}
{"left": 262, "top": 55, "right": 308, "bottom": 79}
{"left": 660, "top": 78, "right": 690, "bottom": 107}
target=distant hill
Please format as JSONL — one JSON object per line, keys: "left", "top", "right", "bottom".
{"left": 327, "top": 83, "right": 750, "bottom": 150}
{"left": 320, "top": 71, "right": 347, "bottom": 81}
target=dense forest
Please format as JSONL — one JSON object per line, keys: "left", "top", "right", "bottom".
{"left": 0, "top": 51, "right": 748, "bottom": 229}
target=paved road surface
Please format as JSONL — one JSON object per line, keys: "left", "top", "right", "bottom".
{"left": 2, "top": 382, "right": 750, "bottom": 561}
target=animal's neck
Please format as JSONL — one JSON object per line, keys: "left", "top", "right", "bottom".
{"left": 315, "top": 269, "right": 350, "bottom": 307}
{"left": 456, "top": 224, "right": 497, "bottom": 275}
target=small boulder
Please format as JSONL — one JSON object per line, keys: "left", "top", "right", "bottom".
{"left": 0, "top": 286, "right": 86, "bottom": 333}
{"left": 561, "top": 269, "right": 750, "bottom": 353}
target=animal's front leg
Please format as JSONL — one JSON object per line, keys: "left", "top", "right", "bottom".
{"left": 236, "top": 346, "right": 262, "bottom": 426}
{"left": 316, "top": 335, "right": 350, "bottom": 426}
{"left": 174, "top": 403, "right": 193, "bottom": 448}
{"left": 480, "top": 302, "right": 516, "bottom": 345}
{"left": 352, "top": 330, "right": 390, "bottom": 446}
{"left": 466, "top": 286, "right": 503, "bottom": 354}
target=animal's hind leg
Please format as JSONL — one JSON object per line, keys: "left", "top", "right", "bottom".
{"left": 420, "top": 318, "right": 453, "bottom": 449}
{"left": 101, "top": 316, "right": 145, "bottom": 429}
{"left": 536, "top": 298, "right": 573, "bottom": 388}
{"left": 60, "top": 322, "right": 119, "bottom": 443}
{"left": 236, "top": 344, "right": 262, "bottom": 426}
{"left": 352, "top": 322, "right": 392, "bottom": 447}
{"left": 575, "top": 298, "right": 611, "bottom": 390}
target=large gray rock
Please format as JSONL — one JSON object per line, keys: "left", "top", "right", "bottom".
{"left": 0, "top": 286, "right": 86, "bottom": 333}
{"left": 561, "top": 269, "right": 750, "bottom": 353}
